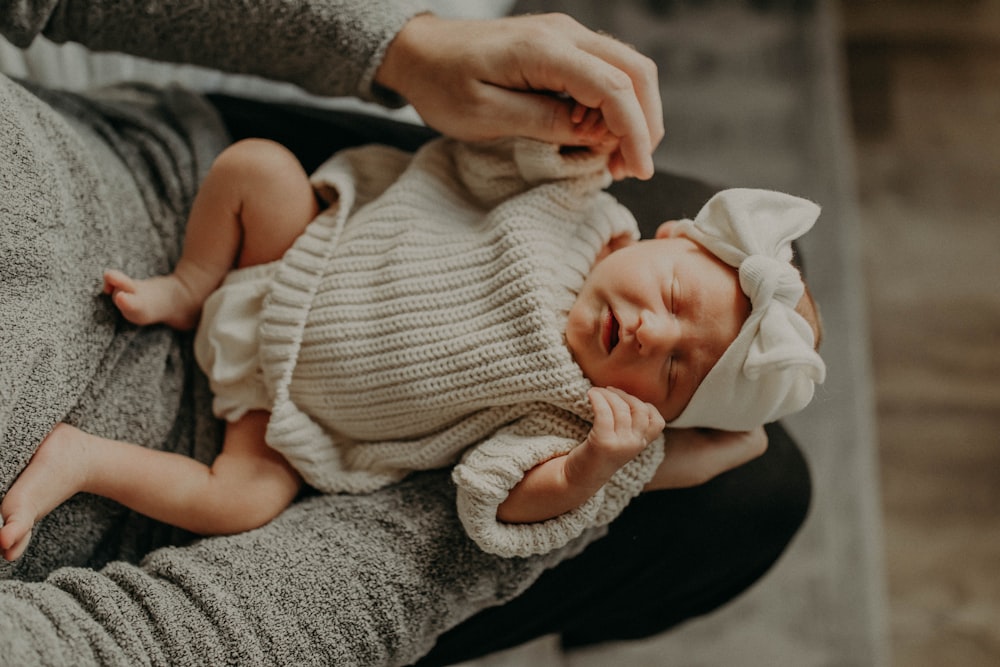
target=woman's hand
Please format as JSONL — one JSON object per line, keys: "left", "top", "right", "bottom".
{"left": 644, "top": 426, "right": 769, "bottom": 491}
{"left": 375, "top": 13, "right": 663, "bottom": 180}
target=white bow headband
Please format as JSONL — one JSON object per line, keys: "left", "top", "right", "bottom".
{"left": 667, "top": 188, "right": 827, "bottom": 431}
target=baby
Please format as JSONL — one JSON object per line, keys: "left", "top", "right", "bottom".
{"left": 0, "top": 136, "right": 825, "bottom": 560}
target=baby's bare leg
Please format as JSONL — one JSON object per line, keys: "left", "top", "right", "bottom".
{"left": 78, "top": 410, "right": 300, "bottom": 536}
{"left": 104, "top": 138, "right": 320, "bottom": 330}
{"left": 0, "top": 424, "right": 91, "bottom": 561}
{"left": 1, "top": 413, "right": 302, "bottom": 560}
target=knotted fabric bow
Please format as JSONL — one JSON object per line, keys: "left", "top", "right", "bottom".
{"left": 667, "top": 188, "right": 827, "bottom": 431}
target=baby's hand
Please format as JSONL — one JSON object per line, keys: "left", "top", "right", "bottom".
{"left": 497, "top": 388, "right": 665, "bottom": 523}
{"left": 570, "top": 102, "right": 620, "bottom": 154}
{"left": 581, "top": 387, "right": 665, "bottom": 472}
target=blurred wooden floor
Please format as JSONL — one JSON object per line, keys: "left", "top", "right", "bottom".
{"left": 840, "top": 1, "right": 1000, "bottom": 665}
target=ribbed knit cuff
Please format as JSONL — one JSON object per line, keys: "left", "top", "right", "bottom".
{"left": 452, "top": 429, "right": 665, "bottom": 558}
{"left": 452, "top": 432, "right": 603, "bottom": 558}
{"left": 594, "top": 435, "right": 665, "bottom": 526}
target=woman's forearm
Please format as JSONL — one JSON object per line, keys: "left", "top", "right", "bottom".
{"left": 0, "top": 0, "right": 429, "bottom": 101}
{"left": 643, "top": 426, "right": 769, "bottom": 491}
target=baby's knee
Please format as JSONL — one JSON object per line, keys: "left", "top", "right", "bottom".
{"left": 212, "top": 138, "right": 305, "bottom": 186}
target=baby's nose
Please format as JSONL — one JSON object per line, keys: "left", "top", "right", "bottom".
{"left": 635, "top": 309, "right": 679, "bottom": 355}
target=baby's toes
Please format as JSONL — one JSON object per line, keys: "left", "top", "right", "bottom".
{"left": 4, "top": 529, "right": 33, "bottom": 561}
{"left": 102, "top": 268, "right": 136, "bottom": 295}
{"left": 0, "top": 516, "right": 33, "bottom": 561}
{"left": 111, "top": 289, "right": 153, "bottom": 325}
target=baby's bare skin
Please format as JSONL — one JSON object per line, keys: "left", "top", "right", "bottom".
{"left": 0, "top": 424, "right": 89, "bottom": 561}
{"left": 103, "top": 267, "right": 206, "bottom": 331}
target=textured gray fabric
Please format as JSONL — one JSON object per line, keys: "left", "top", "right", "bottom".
{"left": 0, "top": 471, "right": 593, "bottom": 666}
{"left": 0, "top": 0, "right": 430, "bottom": 104}
{"left": 0, "top": 76, "right": 227, "bottom": 580}
{"left": 0, "top": 2, "right": 596, "bottom": 663}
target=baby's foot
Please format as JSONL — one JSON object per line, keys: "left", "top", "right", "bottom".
{"left": 0, "top": 500, "right": 37, "bottom": 562}
{"left": 103, "top": 269, "right": 201, "bottom": 330}
{"left": 0, "top": 424, "right": 89, "bottom": 561}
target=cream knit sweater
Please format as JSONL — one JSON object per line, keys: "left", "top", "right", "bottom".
{"left": 259, "top": 137, "right": 665, "bottom": 557}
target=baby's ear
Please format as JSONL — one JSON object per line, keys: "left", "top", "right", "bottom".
{"left": 594, "top": 232, "right": 637, "bottom": 263}
{"left": 655, "top": 220, "right": 683, "bottom": 239}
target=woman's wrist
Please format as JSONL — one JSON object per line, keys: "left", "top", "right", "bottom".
{"left": 643, "top": 426, "right": 769, "bottom": 491}
{"left": 374, "top": 12, "right": 436, "bottom": 101}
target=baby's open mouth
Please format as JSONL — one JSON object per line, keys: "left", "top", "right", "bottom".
{"left": 603, "top": 309, "right": 620, "bottom": 354}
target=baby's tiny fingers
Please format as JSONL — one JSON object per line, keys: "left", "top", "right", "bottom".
{"left": 588, "top": 387, "right": 611, "bottom": 417}
{"left": 572, "top": 106, "right": 606, "bottom": 137}
{"left": 587, "top": 388, "right": 618, "bottom": 437}
{"left": 601, "top": 388, "right": 638, "bottom": 430}
{"left": 605, "top": 388, "right": 665, "bottom": 435}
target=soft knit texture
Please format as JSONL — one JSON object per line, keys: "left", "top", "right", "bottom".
{"left": 0, "top": 76, "right": 228, "bottom": 580}
{"left": 258, "top": 138, "right": 665, "bottom": 557}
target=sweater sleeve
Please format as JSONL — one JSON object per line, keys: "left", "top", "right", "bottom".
{"left": 452, "top": 410, "right": 666, "bottom": 558}
{"left": 0, "top": 0, "right": 430, "bottom": 103}
{"left": 450, "top": 138, "right": 613, "bottom": 208}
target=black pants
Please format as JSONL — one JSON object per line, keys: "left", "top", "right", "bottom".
{"left": 208, "top": 94, "right": 813, "bottom": 664}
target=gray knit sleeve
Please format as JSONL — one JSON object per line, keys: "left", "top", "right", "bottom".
{"left": 0, "top": 471, "right": 600, "bottom": 666}
{"left": 452, "top": 411, "right": 666, "bottom": 558}
{"left": 0, "top": 0, "right": 430, "bottom": 103}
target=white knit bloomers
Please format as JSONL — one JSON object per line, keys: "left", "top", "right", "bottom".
{"left": 194, "top": 262, "right": 278, "bottom": 422}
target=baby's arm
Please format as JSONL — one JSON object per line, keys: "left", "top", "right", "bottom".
{"left": 497, "top": 387, "right": 665, "bottom": 524}
{"left": 0, "top": 411, "right": 301, "bottom": 561}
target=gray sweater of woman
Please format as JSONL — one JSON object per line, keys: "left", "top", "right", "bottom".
{"left": 0, "top": 2, "right": 608, "bottom": 665}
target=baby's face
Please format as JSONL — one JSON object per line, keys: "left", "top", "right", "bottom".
{"left": 566, "top": 222, "right": 750, "bottom": 421}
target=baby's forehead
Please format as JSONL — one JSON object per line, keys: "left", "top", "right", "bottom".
{"left": 646, "top": 234, "right": 736, "bottom": 277}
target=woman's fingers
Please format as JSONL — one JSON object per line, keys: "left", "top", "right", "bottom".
{"left": 559, "top": 36, "right": 662, "bottom": 177}
{"left": 377, "top": 13, "right": 663, "bottom": 180}
{"left": 510, "top": 21, "right": 661, "bottom": 178}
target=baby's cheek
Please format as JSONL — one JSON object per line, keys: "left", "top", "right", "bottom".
{"left": 609, "top": 376, "right": 663, "bottom": 407}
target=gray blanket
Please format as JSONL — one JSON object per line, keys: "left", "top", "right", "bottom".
{"left": 0, "top": 75, "right": 595, "bottom": 665}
